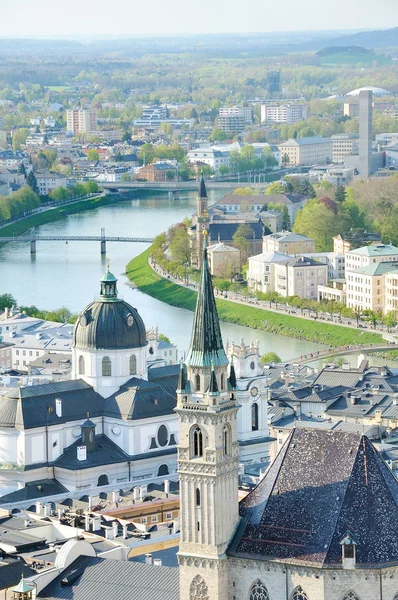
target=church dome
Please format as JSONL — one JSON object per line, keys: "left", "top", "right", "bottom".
{"left": 73, "top": 269, "right": 147, "bottom": 351}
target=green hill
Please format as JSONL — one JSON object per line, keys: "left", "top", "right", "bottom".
{"left": 316, "top": 45, "right": 390, "bottom": 65}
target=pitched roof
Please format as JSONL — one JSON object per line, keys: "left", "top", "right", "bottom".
{"left": 38, "top": 556, "right": 179, "bottom": 600}
{"left": 208, "top": 221, "right": 263, "bottom": 242}
{"left": 0, "top": 479, "right": 68, "bottom": 505}
{"left": 228, "top": 428, "right": 398, "bottom": 567}
{"left": 348, "top": 243, "right": 398, "bottom": 257}
{"left": 53, "top": 434, "right": 130, "bottom": 470}
{"left": 186, "top": 245, "right": 228, "bottom": 368}
{"left": 104, "top": 376, "right": 177, "bottom": 420}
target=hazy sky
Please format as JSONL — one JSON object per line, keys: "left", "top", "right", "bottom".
{"left": 1, "top": 0, "right": 398, "bottom": 37}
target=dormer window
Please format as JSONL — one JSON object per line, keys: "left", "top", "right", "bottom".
{"left": 340, "top": 531, "right": 357, "bottom": 569}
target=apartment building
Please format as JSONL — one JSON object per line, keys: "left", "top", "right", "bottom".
{"left": 278, "top": 137, "right": 332, "bottom": 166}
{"left": 262, "top": 231, "right": 315, "bottom": 255}
{"left": 36, "top": 171, "right": 68, "bottom": 195}
{"left": 66, "top": 107, "right": 97, "bottom": 135}
{"left": 217, "top": 114, "right": 247, "bottom": 134}
{"left": 219, "top": 106, "right": 252, "bottom": 123}
{"left": 331, "top": 133, "right": 359, "bottom": 163}
{"left": 345, "top": 243, "right": 398, "bottom": 271}
{"left": 261, "top": 104, "right": 307, "bottom": 125}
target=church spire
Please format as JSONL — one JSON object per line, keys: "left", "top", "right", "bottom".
{"left": 198, "top": 172, "right": 207, "bottom": 199}
{"left": 186, "top": 243, "right": 228, "bottom": 368}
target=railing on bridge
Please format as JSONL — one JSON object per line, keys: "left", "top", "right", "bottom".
{"left": 0, "top": 227, "right": 154, "bottom": 255}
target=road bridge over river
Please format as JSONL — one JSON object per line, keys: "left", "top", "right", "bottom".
{"left": 0, "top": 227, "right": 154, "bottom": 255}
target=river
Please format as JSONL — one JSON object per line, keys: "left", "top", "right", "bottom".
{"left": 0, "top": 191, "right": 324, "bottom": 360}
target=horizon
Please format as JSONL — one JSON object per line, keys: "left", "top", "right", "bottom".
{"left": 2, "top": 0, "right": 398, "bottom": 38}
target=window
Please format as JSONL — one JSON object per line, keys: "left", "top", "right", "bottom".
{"left": 141, "top": 517, "right": 147, "bottom": 524}
{"left": 291, "top": 586, "right": 309, "bottom": 600}
{"left": 342, "top": 593, "right": 360, "bottom": 600}
{"left": 151, "top": 514, "right": 158, "bottom": 523}
{"left": 166, "top": 512, "right": 172, "bottom": 520}
{"left": 192, "top": 426, "right": 204, "bottom": 458}
{"left": 223, "top": 424, "right": 231, "bottom": 456}
{"left": 250, "top": 361, "right": 255, "bottom": 370}
{"left": 221, "top": 373, "right": 225, "bottom": 390}
{"left": 250, "top": 580, "right": 270, "bottom": 600}
{"left": 189, "top": 575, "right": 208, "bottom": 600}
{"left": 195, "top": 374, "right": 201, "bottom": 392}
{"left": 251, "top": 403, "right": 259, "bottom": 431}
{"left": 196, "top": 488, "right": 201, "bottom": 506}
{"left": 157, "top": 464, "right": 169, "bottom": 476}
{"left": 129, "top": 354, "right": 137, "bottom": 375}
{"left": 79, "top": 355, "right": 85, "bottom": 375}
{"left": 343, "top": 544, "right": 355, "bottom": 558}
{"left": 102, "top": 356, "right": 111, "bottom": 376}
{"left": 157, "top": 425, "right": 168, "bottom": 447}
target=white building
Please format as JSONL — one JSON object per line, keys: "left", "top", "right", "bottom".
{"left": 261, "top": 103, "right": 307, "bottom": 124}
{"left": 219, "top": 106, "right": 252, "bottom": 123}
{"left": 331, "top": 133, "right": 359, "bottom": 163}
{"left": 36, "top": 171, "right": 68, "bottom": 195}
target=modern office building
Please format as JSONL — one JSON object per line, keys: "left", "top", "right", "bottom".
{"left": 218, "top": 106, "right": 252, "bottom": 123}
{"left": 331, "top": 133, "right": 359, "bottom": 163}
{"left": 278, "top": 136, "right": 332, "bottom": 166}
{"left": 261, "top": 103, "right": 307, "bottom": 125}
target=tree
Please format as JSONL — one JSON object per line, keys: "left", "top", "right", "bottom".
{"left": 293, "top": 199, "right": 342, "bottom": 252}
{"left": 219, "top": 165, "right": 230, "bottom": 177}
{"left": 84, "top": 181, "right": 99, "bottom": 194}
{"left": 86, "top": 149, "right": 99, "bottom": 161}
{"left": 12, "top": 128, "right": 29, "bottom": 150}
{"left": 0, "top": 293, "right": 17, "bottom": 311}
{"left": 158, "top": 333, "right": 171, "bottom": 343}
{"left": 26, "top": 171, "right": 39, "bottom": 195}
{"left": 232, "top": 223, "right": 253, "bottom": 265}
{"left": 169, "top": 225, "right": 191, "bottom": 265}
{"left": 259, "top": 352, "right": 282, "bottom": 364}
{"left": 42, "top": 149, "right": 57, "bottom": 165}
{"left": 335, "top": 185, "right": 346, "bottom": 203}
{"left": 384, "top": 311, "right": 397, "bottom": 329}
{"left": 282, "top": 153, "right": 290, "bottom": 167}
{"left": 266, "top": 182, "right": 285, "bottom": 196}
{"left": 233, "top": 187, "right": 254, "bottom": 196}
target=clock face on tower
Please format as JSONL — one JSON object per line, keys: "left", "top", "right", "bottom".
{"left": 250, "top": 386, "right": 259, "bottom": 397}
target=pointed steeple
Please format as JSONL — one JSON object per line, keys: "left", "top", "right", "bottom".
{"left": 198, "top": 172, "right": 207, "bottom": 199}
{"left": 186, "top": 243, "right": 228, "bottom": 368}
{"left": 228, "top": 363, "right": 237, "bottom": 389}
{"left": 177, "top": 360, "right": 187, "bottom": 392}
{"left": 208, "top": 361, "right": 219, "bottom": 396}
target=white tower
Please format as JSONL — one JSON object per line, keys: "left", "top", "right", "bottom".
{"left": 176, "top": 238, "right": 239, "bottom": 600}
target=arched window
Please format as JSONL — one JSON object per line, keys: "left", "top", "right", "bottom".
{"left": 291, "top": 587, "right": 309, "bottom": 600}
{"left": 189, "top": 575, "right": 208, "bottom": 600}
{"left": 157, "top": 425, "right": 169, "bottom": 447}
{"left": 250, "top": 580, "right": 270, "bottom": 600}
{"left": 342, "top": 593, "right": 361, "bottom": 600}
{"left": 223, "top": 424, "right": 231, "bottom": 456}
{"left": 196, "top": 488, "right": 201, "bottom": 506}
{"left": 79, "top": 355, "right": 85, "bottom": 375}
{"left": 102, "top": 356, "right": 112, "bottom": 376}
{"left": 97, "top": 474, "right": 109, "bottom": 487}
{"left": 129, "top": 354, "right": 137, "bottom": 375}
{"left": 251, "top": 402, "right": 259, "bottom": 431}
{"left": 220, "top": 373, "right": 225, "bottom": 390}
{"left": 192, "top": 426, "right": 203, "bottom": 458}
{"left": 195, "top": 374, "right": 201, "bottom": 392}
{"left": 157, "top": 464, "right": 169, "bottom": 476}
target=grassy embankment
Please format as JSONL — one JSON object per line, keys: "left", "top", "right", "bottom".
{"left": 0, "top": 194, "right": 124, "bottom": 238}
{"left": 126, "top": 248, "right": 384, "bottom": 347}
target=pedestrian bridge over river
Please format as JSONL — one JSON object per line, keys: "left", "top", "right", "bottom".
{"left": 288, "top": 343, "right": 398, "bottom": 365}
{"left": 0, "top": 227, "right": 154, "bottom": 255}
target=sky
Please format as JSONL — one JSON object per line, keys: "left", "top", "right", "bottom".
{"left": 1, "top": 0, "right": 398, "bottom": 37}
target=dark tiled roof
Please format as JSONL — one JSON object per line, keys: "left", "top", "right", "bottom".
{"left": 38, "top": 555, "right": 179, "bottom": 600}
{"left": 104, "top": 377, "right": 176, "bottom": 420}
{"left": 0, "top": 380, "right": 104, "bottom": 429}
{"left": 53, "top": 435, "right": 130, "bottom": 471}
{"left": 186, "top": 246, "right": 228, "bottom": 368}
{"left": 208, "top": 221, "right": 263, "bottom": 242}
{"left": 229, "top": 428, "right": 398, "bottom": 567}
{"left": 0, "top": 479, "right": 68, "bottom": 505}
{"left": 198, "top": 173, "right": 207, "bottom": 198}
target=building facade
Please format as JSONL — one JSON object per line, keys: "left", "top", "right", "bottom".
{"left": 66, "top": 108, "right": 97, "bottom": 136}
{"left": 278, "top": 137, "right": 332, "bottom": 166}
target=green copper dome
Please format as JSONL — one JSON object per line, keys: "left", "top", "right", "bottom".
{"left": 73, "top": 270, "right": 147, "bottom": 351}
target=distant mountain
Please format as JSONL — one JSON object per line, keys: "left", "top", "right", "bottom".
{"left": 298, "top": 27, "right": 398, "bottom": 51}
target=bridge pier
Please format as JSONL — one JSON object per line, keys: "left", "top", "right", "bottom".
{"left": 100, "top": 227, "right": 106, "bottom": 255}
{"left": 30, "top": 228, "right": 36, "bottom": 255}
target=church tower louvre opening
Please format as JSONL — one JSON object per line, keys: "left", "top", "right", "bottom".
{"left": 176, "top": 234, "right": 239, "bottom": 600}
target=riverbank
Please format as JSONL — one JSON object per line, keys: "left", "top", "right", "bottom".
{"left": 126, "top": 248, "right": 384, "bottom": 347}
{"left": 0, "top": 193, "right": 125, "bottom": 238}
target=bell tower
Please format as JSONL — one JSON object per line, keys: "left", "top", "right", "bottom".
{"left": 176, "top": 237, "right": 239, "bottom": 600}
{"left": 195, "top": 174, "right": 209, "bottom": 266}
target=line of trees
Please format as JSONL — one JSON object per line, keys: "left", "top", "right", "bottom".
{"left": 0, "top": 186, "right": 40, "bottom": 221}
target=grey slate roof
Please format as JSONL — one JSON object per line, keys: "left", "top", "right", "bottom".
{"left": 0, "top": 559, "right": 35, "bottom": 591}
{"left": 186, "top": 245, "right": 228, "bottom": 368}
{"left": 104, "top": 376, "right": 177, "bottom": 420}
{"left": 0, "top": 380, "right": 104, "bottom": 429}
{"left": 228, "top": 429, "right": 398, "bottom": 567}
{"left": 38, "top": 555, "right": 179, "bottom": 600}
{"left": 0, "top": 479, "right": 68, "bottom": 505}
{"left": 53, "top": 435, "right": 130, "bottom": 470}
{"left": 207, "top": 221, "right": 264, "bottom": 243}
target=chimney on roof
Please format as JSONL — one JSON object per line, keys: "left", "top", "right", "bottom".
{"left": 293, "top": 403, "right": 301, "bottom": 418}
